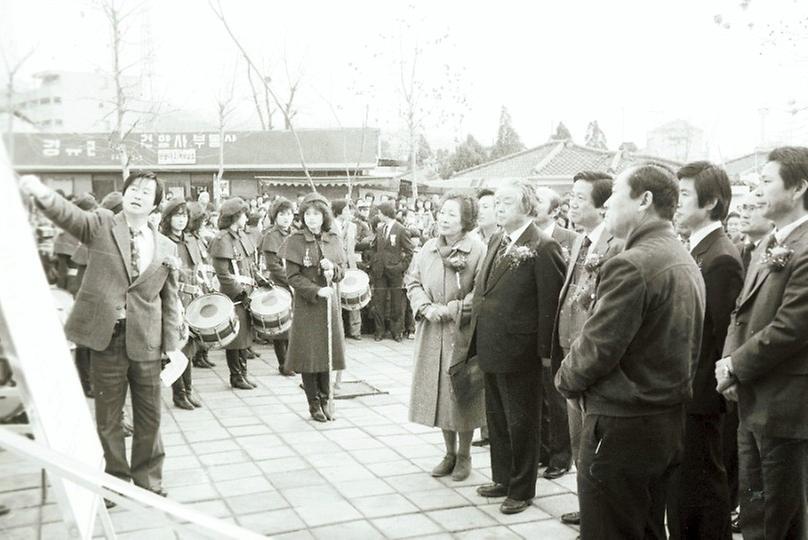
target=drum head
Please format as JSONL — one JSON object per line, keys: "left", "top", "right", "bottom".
{"left": 186, "top": 293, "right": 234, "bottom": 327}
{"left": 342, "top": 270, "right": 369, "bottom": 294}
{"left": 250, "top": 287, "right": 292, "bottom": 317}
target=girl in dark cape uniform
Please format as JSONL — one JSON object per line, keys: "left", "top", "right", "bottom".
{"left": 160, "top": 197, "right": 204, "bottom": 410}
{"left": 281, "top": 192, "right": 347, "bottom": 422}
{"left": 209, "top": 197, "right": 263, "bottom": 391}
{"left": 185, "top": 201, "right": 216, "bottom": 368}
{"left": 260, "top": 196, "right": 295, "bottom": 376}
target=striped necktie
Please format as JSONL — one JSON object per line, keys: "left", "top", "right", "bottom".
{"left": 129, "top": 228, "right": 142, "bottom": 280}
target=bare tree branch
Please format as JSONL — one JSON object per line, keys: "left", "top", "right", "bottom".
{"left": 208, "top": 0, "right": 316, "bottom": 191}
{"left": 245, "top": 58, "right": 267, "bottom": 131}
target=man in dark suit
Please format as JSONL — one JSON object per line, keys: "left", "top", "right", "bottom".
{"left": 556, "top": 163, "right": 706, "bottom": 539}
{"left": 666, "top": 162, "right": 744, "bottom": 539}
{"left": 534, "top": 186, "right": 580, "bottom": 471}
{"left": 724, "top": 192, "right": 775, "bottom": 529}
{"left": 364, "top": 201, "right": 414, "bottom": 341}
{"left": 716, "top": 146, "right": 808, "bottom": 540}
{"left": 553, "top": 171, "right": 622, "bottom": 526}
{"left": 469, "top": 180, "right": 565, "bottom": 514}
{"left": 20, "top": 172, "right": 182, "bottom": 501}
{"left": 535, "top": 186, "right": 580, "bottom": 262}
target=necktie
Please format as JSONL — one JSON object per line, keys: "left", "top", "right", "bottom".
{"left": 577, "top": 236, "right": 592, "bottom": 267}
{"left": 493, "top": 235, "right": 510, "bottom": 266}
{"left": 741, "top": 241, "right": 753, "bottom": 272}
{"left": 130, "top": 228, "right": 141, "bottom": 280}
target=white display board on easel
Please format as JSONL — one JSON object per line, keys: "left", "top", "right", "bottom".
{"left": 0, "top": 139, "right": 104, "bottom": 539}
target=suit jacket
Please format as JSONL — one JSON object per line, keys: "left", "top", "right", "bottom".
{"left": 551, "top": 225, "right": 580, "bottom": 263}
{"left": 365, "top": 220, "right": 414, "bottom": 280}
{"left": 40, "top": 195, "right": 182, "bottom": 361}
{"left": 689, "top": 228, "right": 744, "bottom": 415}
{"left": 551, "top": 228, "right": 623, "bottom": 368}
{"left": 555, "top": 220, "right": 706, "bottom": 417}
{"left": 465, "top": 222, "right": 565, "bottom": 373}
{"left": 724, "top": 221, "right": 808, "bottom": 439}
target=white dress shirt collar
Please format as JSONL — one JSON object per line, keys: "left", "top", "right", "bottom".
{"left": 506, "top": 220, "right": 533, "bottom": 248}
{"left": 586, "top": 222, "right": 606, "bottom": 251}
{"left": 689, "top": 221, "right": 723, "bottom": 253}
{"left": 774, "top": 213, "right": 808, "bottom": 244}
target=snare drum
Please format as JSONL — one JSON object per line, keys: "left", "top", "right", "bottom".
{"left": 249, "top": 287, "right": 292, "bottom": 339}
{"left": 185, "top": 293, "right": 239, "bottom": 350}
{"left": 340, "top": 269, "right": 371, "bottom": 311}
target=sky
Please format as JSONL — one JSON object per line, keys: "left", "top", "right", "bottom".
{"left": 2, "top": 0, "right": 808, "bottom": 161}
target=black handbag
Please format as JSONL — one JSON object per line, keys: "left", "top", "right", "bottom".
{"left": 449, "top": 354, "right": 484, "bottom": 407}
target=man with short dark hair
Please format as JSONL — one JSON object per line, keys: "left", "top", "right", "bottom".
{"left": 717, "top": 146, "right": 808, "bottom": 539}
{"left": 667, "top": 161, "right": 743, "bottom": 539}
{"left": 553, "top": 171, "right": 621, "bottom": 526}
{"left": 19, "top": 171, "right": 182, "bottom": 503}
{"left": 535, "top": 187, "right": 579, "bottom": 260}
{"left": 365, "top": 201, "right": 413, "bottom": 341}
{"left": 556, "top": 163, "right": 706, "bottom": 539}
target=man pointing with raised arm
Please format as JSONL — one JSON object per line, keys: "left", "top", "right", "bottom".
{"left": 19, "top": 172, "right": 182, "bottom": 503}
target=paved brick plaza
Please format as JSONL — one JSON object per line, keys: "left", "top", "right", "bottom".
{"left": 0, "top": 338, "right": 586, "bottom": 539}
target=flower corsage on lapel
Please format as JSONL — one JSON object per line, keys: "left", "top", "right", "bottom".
{"left": 448, "top": 251, "right": 468, "bottom": 289}
{"left": 760, "top": 241, "right": 794, "bottom": 271}
{"left": 506, "top": 245, "right": 537, "bottom": 269}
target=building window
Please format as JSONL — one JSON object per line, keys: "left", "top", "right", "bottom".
{"left": 40, "top": 97, "right": 50, "bottom": 105}
{"left": 53, "top": 97, "right": 62, "bottom": 104}
{"left": 54, "top": 119, "right": 63, "bottom": 126}
{"left": 41, "top": 120, "right": 52, "bottom": 127}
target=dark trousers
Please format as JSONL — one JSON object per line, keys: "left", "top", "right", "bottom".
{"left": 722, "top": 404, "right": 740, "bottom": 509}
{"left": 273, "top": 339, "right": 288, "bottom": 368}
{"left": 541, "top": 363, "right": 572, "bottom": 470}
{"left": 75, "top": 346, "right": 93, "bottom": 394}
{"left": 171, "top": 363, "right": 193, "bottom": 396}
{"left": 90, "top": 328, "right": 164, "bottom": 490}
{"left": 301, "top": 372, "right": 330, "bottom": 401}
{"left": 578, "top": 409, "right": 684, "bottom": 540}
{"left": 484, "top": 368, "right": 542, "bottom": 501}
{"left": 371, "top": 273, "right": 404, "bottom": 338}
{"left": 667, "top": 413, "right": 732, "bottom": 540}
{"left": 738, "top": 427, "right": 808, "bottom": 540}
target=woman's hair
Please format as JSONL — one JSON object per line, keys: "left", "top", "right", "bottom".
{"left": 217, "top": 208, "right": 248, "bottom": 230}
{"left": 298, "top": 198, "right": 334, "bottom": 232}
{"left": 186, "top": 202, "right": 208, "bottom": 234}
{"left": 269, "top": 196, "right": 294, "bottom": 223}
{"left": 160, "top": 202, "right": 187, "bottom": 236}
{"left": 438, "top": 191, "right": 479, "bottom": 232}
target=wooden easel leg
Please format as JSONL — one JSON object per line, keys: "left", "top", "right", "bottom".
{"left": 98, "top": 504, "right": 117, "bottom": 539}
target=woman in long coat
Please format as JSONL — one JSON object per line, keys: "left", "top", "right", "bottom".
{"left": 282, "top": 192, "right": 346, "bottom": 422}
{"left": 405, "top": 191, "right": 486, "bottom": 481}
{"left": 209, "top": 197, "right": 262, "bottom": 391}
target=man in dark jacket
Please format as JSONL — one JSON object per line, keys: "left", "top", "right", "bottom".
{"left": 363, "top": 202, "right": 413, "bottom": 341}
{"left": 469, "top": 180, "right": 565, "bottom": 515}
{"left": 717, "top": 146, "right": 808, "bottom": 540}
{"left": 555, "top": 163, "right": 706, "bottom": 540}
{"left": 666, "top": 162, "right": 743, "bottom": 539}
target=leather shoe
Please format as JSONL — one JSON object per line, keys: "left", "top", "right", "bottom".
{"left": 173, "top": 395, "right": 195, "bottom": 410}
{"left": 230, "top": 377, "right": 253, "bottom": 390}
{"left": 374, "top": 334, "right": 383, "bottom": 342}
{"left": 104, "top": 499, "right": 116, "bottom": 509}
{"left": 348, "top": 334, "right": 362, "bottom": 341}
{"left": 149, "top": 488, "right": 168, "bottom": 497}
{"left": 500, "top": 497, "right": 531, "bottom": 515}
{"left": 471, "top": 438, "right": 489, "bottom": 447}
{"left": 279, "top": 366, "right": 295, "bottom": 377}
{"left": 451, "top": 455, "right": 472, "bottom": 481}
{"left": 186, "top": 390, "right": 202, "bottom": 408}
{"left": 476, "top": 482, "right": 508, "bottom": 498}
{"left": 543, "top": 465, "right": 570, "bottom": 480}
{"left": 561, "top": 511, "right": 580, "bottom": 525}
